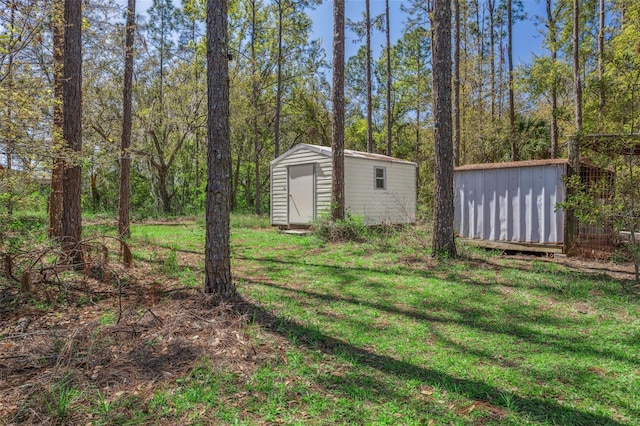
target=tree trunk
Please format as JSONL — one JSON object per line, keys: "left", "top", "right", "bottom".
{"left": 547, "top": 0, "right": 559, "bottom": 158}
{"left": 385, "top": 0, "right": 392, "bottom": 156}
{"left": 5, "top": 4, "right": 15, "bottom": 217}
{"left": 488, "top": 0, "right": 496, "bottom": 121}
{"left": 251, "top": 0, "right": 261, "bottom": 215}
{"left": 598, "top": 0, "right": 605, "bottom": 130}
{"left": 431, "top": 0, "right": 456, "bottom": 258}
{"left": 453, "top": 0, "right": 461, "bottom": 167}
{"left": 508, "top": 0, "right": 516, "bottom": 161}
{"left": 572, "top": 0, "right": 582, "bottom": 136}
{"left": 567, "top": 0, "right": 582, "bottom": 255}
{"left": 331, "top": 0, "right": 345, "bottom": 221}
{"left": 274, "top": 0, "right": 283, "bottom": 158}
{"left": 49, "top": 0, "right": 64, "bottom": 239}
{"left": 366, "top": 0, "right": 373, "bottom": 153}
{"left": 118, "top": 0, "right": 135, "bottom": 239}
{"left": 62, "top": 0, "right": 83, "bottom": 266}
{"left": 205, "top": 0, "right": 234, "bottom": 297}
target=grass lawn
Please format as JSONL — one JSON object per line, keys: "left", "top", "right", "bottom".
{"left": 2, "top": 217, "right": 639, "bottom": 425}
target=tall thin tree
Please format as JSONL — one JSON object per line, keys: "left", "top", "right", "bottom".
{"left": 546, "top": 0, "right": 559, "bottom": 158}
{"left": 567, "top": 0, "right": 582, "bottom": 253}
{"left": 453, "top": 0, "right": 461, "bottom": 166}
{"left": 62, "top": 0, "right": 83, "bottom": 266}
{"left": 597, "top": 0, "right": 605, "bottom": 130}
{"left": 274, "top": 0, "right": 284, "bottom": 158}
{"left": 487, "top": 0, "right": 496, "bottom": 120}
{"left": 118, "top": 0, "right": 136, "bottom": 239}
{"left": 250, "top": 0, "right": 261, "bottom": 214}
{"left": 385, "top": 0, "right": 392, "bottom": 156}
{"left": 365, "top": 0, "right": 373, "bottom": 153}
{"left": 205, "top": 0, "right": 234, "bottom": 296}
{"left": 331, "top": 0, "right": 345, "bottom": 221}
{"left": 508, "top": 0, "right": 516, "bottom": 161}
{"left": 431, "top": 0, "right": 456, "bottom": 257}
{"left": 49, "top": 0, "right": 64, "bottom": 239}
{"left": 572, "top": 0, "right": 582, "bottom": 137}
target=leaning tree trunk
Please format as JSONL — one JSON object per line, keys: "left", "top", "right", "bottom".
{"left": 431, "top": 0, "right": 456, "bottom": 258}
{"left": 331, "top": 0, "right": 345, "bottom": 221}
{"left": 62, "top": 0, "right": 83, "bottom": 267}
{"left": 205, "top": 0, "right": 234, "bottom": 297}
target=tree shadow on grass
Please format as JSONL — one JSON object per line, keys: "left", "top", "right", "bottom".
{"left": 239, "top": 277, "right": 639, "bottom": 367}
{"left": 235, "top": 252, "right": 630, "bottom": 301}
{"left": 236, "top": 296, "right": 626, "bottom": 426}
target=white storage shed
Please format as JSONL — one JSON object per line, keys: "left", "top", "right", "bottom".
{"left": 454, "top": 159, "right": 568, "bottom": 253}
{"left": 271, "top": 144, "right": 417, "bottom": 227}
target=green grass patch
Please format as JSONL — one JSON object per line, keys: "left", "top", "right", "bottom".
{"left": 5, "top": 215, "right": 639, "bottom": 425}
{"left": 117, "top": 222, "right": 639, "bottom": 425}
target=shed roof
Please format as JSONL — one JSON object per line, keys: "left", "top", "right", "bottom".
{"left": 271, "top": 143, "right": 417, "bottom": 167}
{"left": 455, "top": 158, "right": 569, "bottom": 172}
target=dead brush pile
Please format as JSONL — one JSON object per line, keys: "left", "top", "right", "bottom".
{"left": 0, "top": 238, "right": 279, "bottom": 425}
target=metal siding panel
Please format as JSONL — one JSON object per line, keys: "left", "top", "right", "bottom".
{"left": 454, "top": 162, "right": 567, "bottom": 248}
{"left": 487, "top": 170, "right": 496, "bottom": 240}
{"left": 497, "top": 168, "right": 508, "bottom": 241}
{"left": 523, "top": 167, "right": 534, "bottom": 242}
{"left": 454, "top": 174, "right": 462, "bottom": 236}
{"left": 509, "top": 168, "right": 519, "bottom": 242}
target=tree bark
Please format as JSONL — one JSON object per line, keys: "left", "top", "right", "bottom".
{"left": 118, "top": 0, "right": 135, "bottom": 239}
{"left": 331, "top": 0, "right": 345, "bottom": 221}
{"left": 547, "top": 0, "right": 559, "bottom": 158}
{"left": 251, "top": 0, "right": 261, "bottom": 215}
{"left": 508, "top": 0, "right": 516, "bottom": 161}
{"left": 598, "top": 0, "right": 605, "bottom": 131}
{"left": 488, "top": 0, "right": 496, "bottom": 121}
{"left": 385, "top": 0, "right": 392, "bottom": 156}
{"left": 49, "top": 0, "right": 64, "bottom": 239}
{"left": 366, "top": 0, "right": 373, "bottom": 153}
{"left": 572, "top": 0, "right": 582, "bottom": 136}
{"left": 205, "top": 0, "right": 234, "bottom": 297}
{"left": 431, "top": 0, "right": 456, "bottom": 257}
{"left": 274, "top": 0, "right": 283, "bottom": 158}
{"left": 567, "top": 0, "right": 582, "bottom": 255}
{"left": 62, "top": 0, "right": 83, "bottom": 266}
{"left": 453, "top": 0, "right": 461, "bottom": 167}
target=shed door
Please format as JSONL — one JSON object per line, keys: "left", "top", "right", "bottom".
{"left": 288, "top": 164, "right": 315, "bottom": 224}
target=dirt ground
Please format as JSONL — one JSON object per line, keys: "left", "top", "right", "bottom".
{"left": 0, "top": 245, "right": 637, "bottom": 424}
{"left": 0, "top": 242, "right": 291, "bottom": 425}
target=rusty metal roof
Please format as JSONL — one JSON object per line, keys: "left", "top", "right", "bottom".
{"left": 455, "top": 158, "right": 568, "bottom": 171}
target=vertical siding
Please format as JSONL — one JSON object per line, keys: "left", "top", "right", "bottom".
{"left": 343, "top": 157, "right": 417, "bottom": 225}
{"left": 270, "top": 149, "right": 332, "bottom": 225}
{"left": 454, "top": 164, "right": 565, "bottom": 244}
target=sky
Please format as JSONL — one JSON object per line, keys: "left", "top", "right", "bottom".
{"left": 127, "top": 0, "right": 548, "bottom": 66}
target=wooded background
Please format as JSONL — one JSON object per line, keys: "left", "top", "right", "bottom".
{"left": 1, "top": 0, "right": 638, "bottom": 219}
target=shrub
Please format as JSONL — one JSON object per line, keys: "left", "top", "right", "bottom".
{"left": 312, "top": 212, "right": 369, "bottom": 242}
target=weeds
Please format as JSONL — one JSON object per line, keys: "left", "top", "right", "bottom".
{"left": 312, "top": 213, "right": 369, "bottom": 242}
{"left": 43, "top": 373, "right": 80, "bottom": 422}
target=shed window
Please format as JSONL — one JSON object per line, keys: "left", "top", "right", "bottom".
{"left": 374, "top": 166, "right": 386, "bottom": 190}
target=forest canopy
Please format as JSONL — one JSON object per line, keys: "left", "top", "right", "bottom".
{"left": 0, "top": 0, "right": 638, "bottom": 219}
